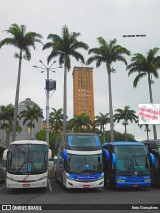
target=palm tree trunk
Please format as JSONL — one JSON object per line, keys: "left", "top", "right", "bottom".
{"left": 2, "top": 121, "right": 5, "bottom": 143}
{"left": 148, "top": 78, "right": 157, "bottom": 140}
{"left": 62, "top": 64, "right": 67, "bottom": 148}
{"left": 108, "top": 71, "right": 114, "bottom": 142}
{"left": 6, "top": 132, "right": 10, "bottom": 148}
{"left": 147, "top": 129, "right": 149, "bottom": 140}
{"left": 102, "top": 125, "right": 105, "bottom": 143}
{"left": 30, "top": 127, "right": 32, "bottom": 139}
{"left": 12, "top": 49, "right": 22, "bottom": 142}
{"left": 124, "top": 124, "right": 127, "bottom": 141}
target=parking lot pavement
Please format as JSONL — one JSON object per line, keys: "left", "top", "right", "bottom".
{"left": 0, "top": 182, "right": 5, "bottom": 190}
{"left": 0, "top": 179, "right": 160, "bottom": 212}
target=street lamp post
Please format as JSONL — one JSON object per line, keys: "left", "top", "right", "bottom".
{"left": 33, "top": 60, "right": 61, "bottom": 145}
{"left": 45, "top": 66, "right": 50, "bottom": 145}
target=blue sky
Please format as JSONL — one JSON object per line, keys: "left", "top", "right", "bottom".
{"left": 0, "top": 0, "right": 160, "bottom": 140}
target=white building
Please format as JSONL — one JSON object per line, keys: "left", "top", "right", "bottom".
{"left": 0, "top": 98, "right": 43, "bottom": 145}
{"left": 16, "top": 98, "right": 43, "bottom": 140}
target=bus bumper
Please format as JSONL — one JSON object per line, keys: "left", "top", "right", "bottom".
{"left": 65, "top": 178, "right": 104, "bottom": 188}
{"left": 6, "top": 175, "right": 48, "bottom": 189}
{"left": 116, "top": 181, "right": 151, "bottom": 188}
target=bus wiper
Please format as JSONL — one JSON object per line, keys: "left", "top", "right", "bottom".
{"left": 16, "top": 161, "right": 26, "bottom": 173}
{"left": 118, "top": 170, "right": 131, "bottom": 175}
{"left": 127, "top": 154, "right": 140, "bottom": 171}
{"left": 134, "top": 159, "right": 141, "bottom": 169}
{"left": 82, "top": 170, "right": 99, "bottom": 174}
{"left": 29, "top": 160, "right": 38, "bottom": 172}
{"left": 127, "top": 159, "right": 134, "bottom": 171}
{"left": 127, "top": 155, "right": 143, "bottom": 174}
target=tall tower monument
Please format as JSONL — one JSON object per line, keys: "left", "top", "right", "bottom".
{"left": 73, "top": 67, "right": 95, "bottom": 122}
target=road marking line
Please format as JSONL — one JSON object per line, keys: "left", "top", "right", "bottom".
{"left": 0, "top": 186, "right": 5, "bottom": 190}
{"left": 48, "top": 179, "right": 52, "bottom": 192}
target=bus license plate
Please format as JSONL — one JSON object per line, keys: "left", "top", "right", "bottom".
{"left": 23, "top": 183, "right": 30, "bottom": 187}
{"left": 83, "top": 185, "right": 90, "bottom": 188}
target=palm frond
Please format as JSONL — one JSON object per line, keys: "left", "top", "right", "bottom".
{"left": 0, "top": 38, "right": 18, "bottom": 48}
{"left": 14, "top": 53, "right": 20, "bottom": 59}
{"left": 86, "top": 55, "right": 103, "bottom": 66}
{"left": 133, "top": 73, "right": 146, "bottom": 88}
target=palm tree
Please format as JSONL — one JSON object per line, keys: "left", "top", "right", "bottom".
{"left": 87, "top": 37, "right": 130, "bottom": 141}
{"left": 19, "top": 104, "right": 44, "bottom": 139}
{"left": 0, "top": 23, "right": 43, "bottom": 141}
{"left": 127, "top": 48, "right": 160, "bottom": 139}
{"left": 43, "top": 25, "right": 88, "bottom": 147}
{"left": 66, "top": 119, "right": 74, "bottom": 133}
{"left": 4, "top": 121, "right": 22, "bottom": 148}
{"left": 0, "top": 104, "right": 14, "bottom": 143}
{"left": 114, "top": 106, "right": 138, "bottom": 141}
{"left": 69, "top": 113, "right": 91, "bottom": 133}
{"left": 138, "top": 124, "right": 150, "bottom": 140}
{"left": 95, "top": 112, "right": 110, "bottom": 132}
{"left": 49, "top": 108, "right": 63, "bottom": 143}
{"left": 94, "top": 112, "right": 110, "bottom": 142}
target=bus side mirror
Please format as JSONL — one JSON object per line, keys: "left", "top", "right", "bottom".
{"left": 3, "top": 149, "right": 8, "bottom": 160}
{"left": 102, "top": 148, "right": 110, "bottom": 160}
{"left": 63, "top": 149, "right": 67, "bottom": 160}
{"left": 48, "top": 149, "right": 52, "bottom": 160}
{"left": 150, "top": 153, "right": 155, "bottom": 166}
{"left": 112, "top": 153, "right": 116, "bottom": 166}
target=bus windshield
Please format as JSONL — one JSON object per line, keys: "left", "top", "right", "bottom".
{"left": 67, "top": 154, "right": 102, "bottom": 174}
{"left": 68, "top": 135, "right": 100, "bottom": 147}
{"left": 114, "top": 145, "right": 150, "bottom": 176}
{"left": 8, "top": 144, "right": 48, "bottom": 174}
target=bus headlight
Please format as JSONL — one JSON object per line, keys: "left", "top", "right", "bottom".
{"left": 66, "top": 173, "right": 74, "bottom": 180}
{"left": 7, "top": 177, "right": 18, "bottom": 182}
{"left": 97, "top": 176, "right": 104, "bottom": 180}
{"left": 117, "top": 179, "right": 126, "bottom": 182}
{"left": 37, "top": 176, "right": 47, "bottom": 181}
{"left": 144, "top": 179, "right": 151, "bottom": 182}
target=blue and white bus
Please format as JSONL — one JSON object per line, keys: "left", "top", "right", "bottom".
{"left": 102, "top": 141, "right": 155, "bottom": 188}
{"left": 55, "top": 133, "right": 104, "bottom": 188}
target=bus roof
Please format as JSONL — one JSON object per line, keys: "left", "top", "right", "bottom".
{"left": 10, "top": 140, "right": 48, "bottom": 145}
{"left": 141, "top": 139, "right": 160, "bottom": 149}
{"left": 66, "top": 133, "right": 98, "bottom": 136}
{"left": 102, "top": 141, "right": 144, "bottom": 147}
{"left": 141, "top": 139, "right": 160, "bottom": 144}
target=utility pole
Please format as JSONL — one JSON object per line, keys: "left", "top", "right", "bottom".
{"left": 33, "top": 60, "right": 61, "bottom": 144}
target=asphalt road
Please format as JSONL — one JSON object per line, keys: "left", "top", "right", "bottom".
{"left": 0, "top": 179, "right": 160, "bottom": 213}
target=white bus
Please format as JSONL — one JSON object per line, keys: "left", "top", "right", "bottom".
{"left": 3, "top": 140, "right": 51, "bottom": 189}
